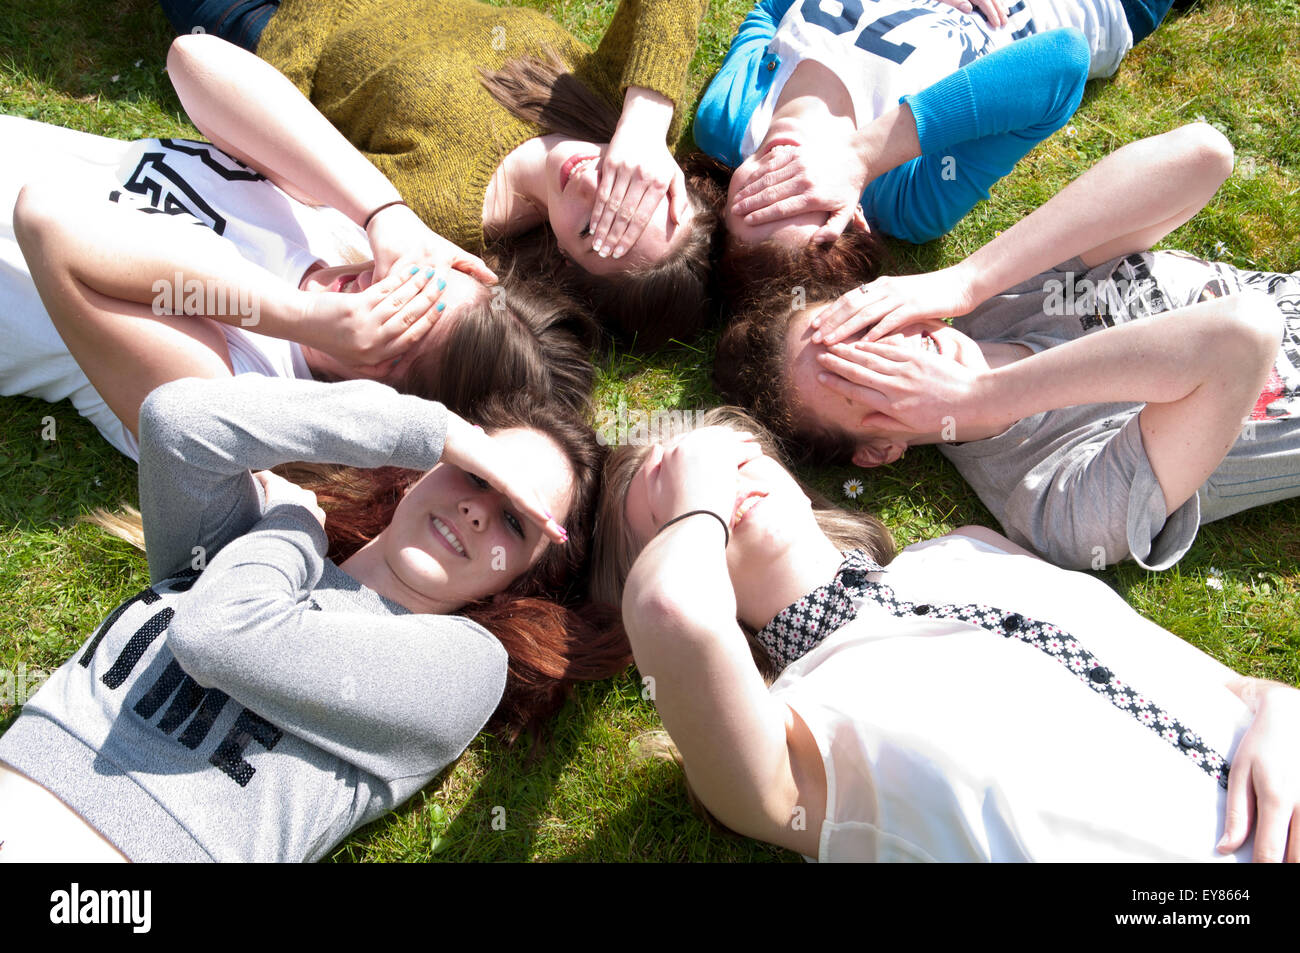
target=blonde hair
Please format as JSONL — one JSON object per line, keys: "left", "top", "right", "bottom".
{"left": 590, "top": 405, "right": 895, "bottom": 608}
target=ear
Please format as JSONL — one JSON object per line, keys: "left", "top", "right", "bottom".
{"left": 851, "top": 438, "right": 907, "bottom": 469}
{"left": 850, "top": 206, "right": 869, "bottom": 232}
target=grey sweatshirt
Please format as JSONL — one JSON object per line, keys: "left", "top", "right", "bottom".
{"left": 0, "top": 376, "right": 508, "bottom": 862}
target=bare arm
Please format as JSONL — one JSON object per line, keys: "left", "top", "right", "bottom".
{"left": 816, "top": 123, "right": 1236, "bottom": 344}
{"left": 165, "top": 34, "right": 495, "bottom": 284}
{"left": 622, "top": 520, "right": 819, "bottom": 854}
{"left": 824, "top": 292, "right": 1282, "bottom": 514}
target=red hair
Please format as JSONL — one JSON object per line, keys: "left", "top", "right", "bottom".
{"left": 282, "top": 396, "right": 631, "bottom": 741}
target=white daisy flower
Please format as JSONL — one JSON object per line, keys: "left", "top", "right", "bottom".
{"left": 843, "top": 478, "right": 864, "bottom": 499}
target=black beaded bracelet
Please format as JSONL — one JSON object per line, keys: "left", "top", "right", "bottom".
{"left": 656, "top": 509, "right": 729, "bottom": 547}
{"left": 364, "top": 199, "right": 408, "bottom": 229}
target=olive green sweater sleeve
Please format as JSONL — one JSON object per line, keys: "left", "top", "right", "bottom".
{"left": 256, "top": 0, "right": 706, "bottom": 249}
{"left": 587, "top": 0, "right": 709, "bottom": 143}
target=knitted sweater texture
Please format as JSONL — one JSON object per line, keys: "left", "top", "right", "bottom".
{"left": 257, "top": 0, "right": 707, "bottom": 251}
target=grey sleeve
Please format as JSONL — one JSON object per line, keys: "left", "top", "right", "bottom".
{"left": 996, "top": 414, "right": 1202, "bottom": 571}
{"left": 166, "top": 504, "right": 507, "bottom": 783}
{"left": 136, "top": 376, "right": 448, "bottom": 583}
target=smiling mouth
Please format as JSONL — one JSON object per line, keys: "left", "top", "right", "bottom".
{"left": 431, "top": 516, "right": 468, "bottom": 558}
{"left": 560, "top": 153, "right": 600, "bottom": 192}
{"left": 732, "top": 491, "right": 768, "bottom": 527}
{"left": 921, "top": 331, "right": 941, "bottom": 356}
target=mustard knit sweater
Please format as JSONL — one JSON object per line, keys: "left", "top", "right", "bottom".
{"left": 257, "top": 0, "right": 707, "bottom": 253}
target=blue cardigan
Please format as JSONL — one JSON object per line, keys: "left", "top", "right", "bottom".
{"left": 694, "top": 0, "right": 1090, "bottom": 243}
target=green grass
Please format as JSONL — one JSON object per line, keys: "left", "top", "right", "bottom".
{"left": 2, "top": 0, "right": 1299, "bottom": 862}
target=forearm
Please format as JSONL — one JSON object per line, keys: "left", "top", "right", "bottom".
{"left": 19, "top": 186, "right": 306, "bottom": 340}
{"left": 851, "top": 103, "right": 921, "bottom": 185}
{"left": 978, "top": 297, "right": 1272, "bottom": 430}
{"left": 623, "top": 522, "right": 796, "bottom": 837}
{"left": 167, "top": 34, "right": 400, "bottom": 225}
{"left": 957, "top": 124, "right": 1233, "bottom": 307}
{"left": 137, "top": 376, "right": 448, "bottom": 580}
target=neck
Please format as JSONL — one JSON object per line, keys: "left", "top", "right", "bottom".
{"left": 483, "top": 134, "right": 555, "bottom": 237}
{"left": 764, "top": 59, "right": 857, "bottom": 149}
{"left": 339, "top": 534, "right": 455, "bottom": 615}
{"left": 736, "top": 531, "right": 846, "bottom": 632}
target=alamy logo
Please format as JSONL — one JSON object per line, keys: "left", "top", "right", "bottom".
{"left": 49, "top": 883, "right": 151, "bottom": 933}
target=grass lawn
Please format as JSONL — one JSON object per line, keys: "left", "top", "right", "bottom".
{"left": 2, "top": 0, "right": 1298, "bottom": 862}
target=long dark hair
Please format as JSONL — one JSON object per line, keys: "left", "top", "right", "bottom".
{"left": 398, "top": 266, "right": 598, "bottom": 417}
{"left": 281, "top": 395, "right": 630, "bottom": 739}
{"left": 478, "top": 53, "right": 724, "bottom": 349}
{"left": 715, "top": 267, "right": 870, "bottom": 465}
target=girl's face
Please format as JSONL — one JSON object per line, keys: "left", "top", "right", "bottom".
{"left": 784, "top": 302, "right": 985, "bottom": 443}
{"left": 298, "top": 262, "right": 491, "bottom": 384}
{"left": 623, "top": 429, "right": 822, "bottom": 585}
{"left": 384, "top": 427, "right": 574, "bottom": 611}
{"left": 543, "top": 139, "right": 693, "bottom": 276}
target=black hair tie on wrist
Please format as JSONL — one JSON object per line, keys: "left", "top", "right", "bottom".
{"left": 364, "top": 199, "right": 408, "bottom": 229}
{"left": 656, "top": 509, "right": 729, "bottom": 547}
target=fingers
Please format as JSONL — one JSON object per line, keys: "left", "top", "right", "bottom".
{"left": 815, "top": 293, "right": 894, "bottom": 346}
{"left": 591, "top": 167, "right": 632, "bottom": 257}
{"left": 811, "top": 204, "right": 855, "bottom": 245}
{"left": 512, "top": 485, "right": 568, "bottom": 545}
{"left": 1218, "top": 758, "right": 1254, "bottom": 854}
{"left": 731, "top": 158, "right": 801, "bottom": 215}
{"left": 816, "top": 367, "right": 889, "bottom": 408}
{"left": 451, "top": 252, "right": 497, "bottom": 285}
{"left": 742, "top": 191, "right": 830, "bottom": 226}
{"left": 605, "top": 179, "right": 665, "bottom": 260}
{"left": 668, "top": 167, "right": 689, "bottom": 225}
{"left": 1251, "top": 781, "right": 1287, "bottom": 863}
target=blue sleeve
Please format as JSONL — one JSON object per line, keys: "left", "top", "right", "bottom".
{"left": 862, "top": 28, "right": 1090, "bottom": 245}
{"left": 693, "top": 0, "right": 795, "bottom": 168}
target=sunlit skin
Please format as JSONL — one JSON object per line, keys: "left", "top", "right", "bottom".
{"left": 624, "top": 435, "right": 840, "bottom": 630}
{"left": 543, "top": 139, "right": 693, "bottom": 275}
{"left": 296, "top": 261, "right": 489, "bottom": 384}
{"left": 341, "top": 427, "right": 574, "bottom": 615}
{"left": 784, "top": 303, "right": 1029, "bottom": 457}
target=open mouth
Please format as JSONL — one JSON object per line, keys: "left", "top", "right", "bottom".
{"left": 921, "top": 331, "right": 942, "bottom": 357}
{"left": 560, "top": 153, "right": 600, "bottom": 192}
{"left": 732, "top": 490, "right": 768, "bottom": 527}
{"left": 430, "top": 516, "right": 468, "bottom": 558}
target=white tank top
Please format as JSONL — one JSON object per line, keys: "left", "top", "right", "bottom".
{"left": 769, "top": 535, "right": 1253, "bottom": 862}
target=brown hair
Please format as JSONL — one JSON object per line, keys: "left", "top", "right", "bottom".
{"left": 397, "top": 267, "right": 597, "bottom": 417}
{"left": 298, "top": 394, "right": 627, "bottom": 738}
{"left": 589, "top": 405, "right": 894, "bottom": 611}
{"left": 715, "top": 268, "right": 872, "bottom": 466}
{"left": 478, "top": 53, "right": 725, "bottom": 349}
{"left": 717, "top": 214, "right": 891, "bottom": 308}
{"left": 91, "top": 397, "right": 630, "bottom": 741}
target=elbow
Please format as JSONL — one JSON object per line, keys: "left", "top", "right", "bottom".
{"left": 12, "top": 181, "right": 70, "bottom": 265}
{"left": 137, "top": 377, "right": 215, "bottom": 459}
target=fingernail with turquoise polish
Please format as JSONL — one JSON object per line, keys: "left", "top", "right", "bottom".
{"left": 436, "top": 302, "right": 445, "bottom": 312}
{"left": 408, "top": 265, "right": 419, "bottom": 275}
{"left": 425, "top": 268, "right": 436, "bottom": 279}
{"left": 437, "top": 278, "right": 446, "bottom": 291}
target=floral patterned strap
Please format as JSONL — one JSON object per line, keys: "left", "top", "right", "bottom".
{"left": 758, "top": 551, "right": 1231, "bottom": 787}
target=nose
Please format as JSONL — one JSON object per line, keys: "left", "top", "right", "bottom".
{"left": 459, "top": 496, "right": 493, "bottom": 533}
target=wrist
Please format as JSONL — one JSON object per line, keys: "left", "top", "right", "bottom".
{"left": 620, "top": 86, "right": 675, "bottom": 138}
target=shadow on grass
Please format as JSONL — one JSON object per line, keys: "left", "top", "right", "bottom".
{"left": 0, "top": 1, "right": 180, "bottom": 110}
{"left": 0, "top": 396, "right": 138, "bottom": 531}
